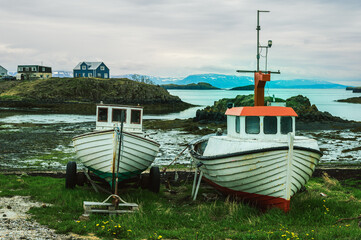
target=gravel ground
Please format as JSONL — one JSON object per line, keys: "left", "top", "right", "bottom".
{"left": 0, "top": 196, "right": 78, "bottom": 240}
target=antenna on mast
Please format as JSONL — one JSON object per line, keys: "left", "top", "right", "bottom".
{"left": 236, "top": 10, "right": 280, "bottom": 106}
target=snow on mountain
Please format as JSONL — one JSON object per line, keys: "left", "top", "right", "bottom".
{"left": 113, "top": 73, "right": 346, "bottom": 89}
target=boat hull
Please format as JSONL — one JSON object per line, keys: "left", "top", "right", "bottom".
{"left": 73, "top": 130, "right": 160, "bottom": 185}
{"left": 189, "top": 137, "right": 322, "bottom": 212}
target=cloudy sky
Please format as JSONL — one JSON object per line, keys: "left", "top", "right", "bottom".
{"left": 0, "top": 0, "right": 360, "bottom": 85}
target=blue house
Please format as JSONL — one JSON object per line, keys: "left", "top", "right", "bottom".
{"left": 73, "top": 62, "right": 110, "bottom": 78}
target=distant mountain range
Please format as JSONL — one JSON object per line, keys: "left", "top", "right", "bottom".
{"left": 13, "top": 71, "right": 344, "bottom": 89}
{"left": 118, "top": 73, "right": 346, "bottom": 89}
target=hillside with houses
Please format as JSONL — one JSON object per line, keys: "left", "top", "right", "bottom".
{"left": 0, "top": 77, "right": 192, "bottom": 114}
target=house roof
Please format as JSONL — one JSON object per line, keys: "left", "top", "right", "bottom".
{"left": 225, "top": 106, "right": 298, "bottom": 117}
{"left": 74, "top": 62, "right": 104, "bottom": 70}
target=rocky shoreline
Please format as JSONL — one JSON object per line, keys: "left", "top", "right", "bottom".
{"left": 0, "top": 196, "right": 70, "bottom": 240}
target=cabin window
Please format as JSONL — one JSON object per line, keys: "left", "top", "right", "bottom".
{"left": 89, "top": 73, "right": 92, "bottom": 77}
{"left": 18, "top": 67, "right": 23, "bottom": 71}
{"left": 131, "top": 110, "right": 141, "bottom": 124}
{"left": 100, "top": 66, "right": 105, "bottom": 71}
{"left": 42, "top": 67, "right": 45, "bottom": 72}
{"left": 112, "top": 109, "right": 126, "bottom": 122}
{"left": 264, "top": 116, "right": 277, "bottom": 134}
{"left": 25, "top": 67, "right": 29, "bottom": 71}
{"left": 32, "top": 67, "right": 36, "bottom": 71}
{"left": 97, "top": 73, "right": 101, "bottom": 77}
{"left": 235, "top": 116, "right": 240, "bottom": 133}
{"left": 245, "top": 116, "right": 260, "bottom": 134}
{"left": 98, "top": 108, "right": 108, "bottom": 122}
{"left": 82, "top": 65, "right": 86, "bottom": 70}
{"left": 281, "top": 117, "right": 293, "bottom": 134}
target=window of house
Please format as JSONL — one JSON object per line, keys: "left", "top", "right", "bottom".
{"left": 89, "top": 73, "right": 92, "bottom": 77}
{"left": 18, "top": 67, "right": 23, "bottom": 71}
{"left": 42, "top": 67, "right": 45, "bottom": 72}
{"left": 82, "top": 66, "right": 86, "bottom": 70}
{"left": 264, "top": 116, "right": 277, "bottom": 134}
{"left": 235, "top": 116, "right": 240, "bottom": 133}
{"left": 131, "top": 110, "right": 141, "bottom": 124}
{"left": 97, "top": 73, "right": 101, "bottom": 77}
{"left": 82, "top": 73, "right": 85, "bottom": 77}
{"left": 100, "top": 66, "right": 105, "bottom": 71}
{"left": 98, "top": 108, "right": 108, "bottom": 122}
{"left": 245, "top": 116, "right": 260, "bottom": 134}
{"left": 112, "top": 109, "right": 126, "bottom": 123}
{"left": 281, "top": 117, "right": 293, "bottom": 134}
{"left": 32, "top": 67, "right": 36, "bottom": 71}
{"left": 25, "top": 67, "right": 29, "bottom": 71}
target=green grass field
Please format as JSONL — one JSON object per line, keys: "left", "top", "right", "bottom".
{"left": 1, "top": 173, "right": 361, "bottom": 239}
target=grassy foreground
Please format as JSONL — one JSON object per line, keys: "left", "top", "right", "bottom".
{"left": 1, "top": 174, "right": 361, "bottom": 239}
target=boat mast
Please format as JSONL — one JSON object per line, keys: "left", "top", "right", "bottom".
{"left": 257, "top": 10, "right": 269, "bottom": 72}
{"left": 237, "top": 10, "right": 280, "bottom": 106}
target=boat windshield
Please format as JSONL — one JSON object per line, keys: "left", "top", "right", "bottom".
{"left": 112, "top": 109, "right": 127, "bottom": 123}
{"left": 264, "top": 116, "right": 277, "bottom": 134}
{"left": 281, "top": 117, "right": 293, "bottom": 134}
{"left": 245, "top": 116, "right": 260, "bottom": 134}
{"left": 98, "top": 108, "right": 108, "bottom": 122}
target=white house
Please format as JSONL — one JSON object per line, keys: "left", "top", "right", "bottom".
{"left": 0, "top": 65, "right": 7, "bottom": 77}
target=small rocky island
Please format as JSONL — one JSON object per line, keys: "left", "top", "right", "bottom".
{"left": 337, "top": 97, "right": 361, "bottom": 104}
{"left": 0, "top": 77, "right": 192, "bottom": 114}
{"left": 161, "top": 82, "right": 219, "bottom": 90}
{"left": 194, "top": 94, "right": 358, "bottom": 130}
{"left": 229, "top": 85, "right": 254, "bottom": 90}
{"left": 346, "top": 86, "right": 361, "bottom": 93}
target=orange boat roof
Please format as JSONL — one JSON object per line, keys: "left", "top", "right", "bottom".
{"left": 225, "top": 106, "right": 298, "bottom": 117}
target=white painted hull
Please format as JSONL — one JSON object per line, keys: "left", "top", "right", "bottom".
{"left": 73, "top": 130, "right": 160, "bottom": 183}
{"left": 189, "top": 136, "right": 322, "bottom": 211}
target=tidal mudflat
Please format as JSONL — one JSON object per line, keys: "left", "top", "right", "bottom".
{"left": 0, "top": 119, "right": 360, "bottom": 171}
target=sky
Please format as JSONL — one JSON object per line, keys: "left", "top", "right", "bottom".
{"left": 0, "top": 0, "right": 360, "bottom": 85}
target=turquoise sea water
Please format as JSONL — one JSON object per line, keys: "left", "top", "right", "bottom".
{"left": 0, "top": 89, "right": 359, "bottom": 123}
{"left": 145, "top": 88, "right": 361, "bottom": 121}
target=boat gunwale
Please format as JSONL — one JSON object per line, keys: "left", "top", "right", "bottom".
{"left": 73, "top": 129, "right": 160, "bottom": 147}
{"left": 189, "top": 138, "right": 323, "bottom": 161}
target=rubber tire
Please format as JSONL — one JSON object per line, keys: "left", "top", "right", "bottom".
{"left": 76, "top": 172, "right": 86, "bottom": 186}
{"left": 65, "top": 161, "right": 77, "bottom": 189}
{"left": 149, "top": 166, "right": 160, "bottom": 193}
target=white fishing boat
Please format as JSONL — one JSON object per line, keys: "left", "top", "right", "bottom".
{"left": 71, "top": 103, "right": 160, "bottom": 189}
{"left": 189, "top": 10, "right": 322, "bottom": 212}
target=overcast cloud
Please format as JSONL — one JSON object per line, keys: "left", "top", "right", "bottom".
{"left": 0, "top": 0, "right": 360, "bottom": 85}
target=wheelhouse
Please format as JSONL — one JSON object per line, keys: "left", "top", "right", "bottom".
{"left": 225, "top": 106, "right": 297, "bottom": 141}
{"left": 95, "top": 103, "right": 143, "bottom": 133}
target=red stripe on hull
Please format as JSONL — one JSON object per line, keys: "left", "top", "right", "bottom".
{"left": 202, "top": 177, "right": 290, "bottom": 212}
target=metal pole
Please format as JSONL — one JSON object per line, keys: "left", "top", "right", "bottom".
{"left": 257, "top": 10, "right": 260, "bottom": 72}
{"left": 114, "top": 111, "right": 125, "bottom": 206}
{"left": 257, "top": 10, "right": 270, "bottom": 72}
